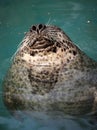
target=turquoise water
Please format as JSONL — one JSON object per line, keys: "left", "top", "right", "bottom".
{"left": 0, "top": 0, "right": 97, "bottom": 129}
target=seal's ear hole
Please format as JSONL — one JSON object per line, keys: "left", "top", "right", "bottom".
{"left": 32, "top": 26, "right": 36, "bottom": 31}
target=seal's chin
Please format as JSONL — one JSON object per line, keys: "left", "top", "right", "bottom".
{"left": 22, "top": 46, "right": 64, "bottom": 68}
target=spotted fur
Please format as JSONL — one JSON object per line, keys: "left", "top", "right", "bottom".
{"left": 3, "top": 24, "right": 97, "bottom": 116}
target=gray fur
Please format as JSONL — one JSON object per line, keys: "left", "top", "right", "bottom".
{"left": 3, "top": 24, "right": 97, "bottom": 116}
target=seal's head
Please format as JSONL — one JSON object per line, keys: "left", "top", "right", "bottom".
{"left": 4, "top": 24, "right": 97, "bottom": 116}
{"left": 19, "top": 24, "right": 77, "bottom": 60}
{"left": 14, "top": 24, "right": 78, "bottom": 95}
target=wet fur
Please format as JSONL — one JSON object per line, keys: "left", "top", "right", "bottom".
{"left": 3, "top": 24, "right": 97, "bottom": 116}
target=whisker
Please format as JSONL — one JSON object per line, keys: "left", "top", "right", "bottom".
{"left": 11, "top": 35, "right": 28, "bottom": 61}
{"left": 46, "top": 17, "right": 51, "bottom": 26}
{"left": 46, "top": 17, "right": 55, "bottom": 26}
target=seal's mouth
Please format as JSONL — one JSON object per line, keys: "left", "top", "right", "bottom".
{"left": 29, "top": 37, "right": 54, "bottom": 50}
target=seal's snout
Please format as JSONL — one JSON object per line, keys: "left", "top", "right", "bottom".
{"left": 30, "top": 24, "right": 46, "bottom": 34}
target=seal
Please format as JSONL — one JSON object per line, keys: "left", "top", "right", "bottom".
{"left": 3, "top": 24, "right": 97, "bottom": 116}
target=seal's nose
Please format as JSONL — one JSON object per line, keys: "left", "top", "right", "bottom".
{"left": 30, "top": 24, "right": 46, "bottom": 33}
{"left": 37, "top": 24, "right": 46, "bottom": 34}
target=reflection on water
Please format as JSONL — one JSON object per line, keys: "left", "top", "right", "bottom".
{"left": 0, "top": 0, "right": 97, "bottom": 129}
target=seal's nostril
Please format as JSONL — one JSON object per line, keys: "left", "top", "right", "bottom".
{"left": 43, "top": 25, "right": 46, "bottom": 29}
{"left": 30, "top": 24, "right": 46, "bottom": 33}
{"left": 38, "top": 24, "right": 46, "bottom": 30}
{"left": 32, "top": 25, "right": 36, "bottom": 31}
{"left": 38, "top": 24, "right": 43, "bottom": 30}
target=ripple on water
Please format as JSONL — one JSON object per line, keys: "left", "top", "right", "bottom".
{"left": 0, "top": 110, "right": 97, "bottom": 130}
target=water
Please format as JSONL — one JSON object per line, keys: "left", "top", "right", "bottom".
{"left": 0, "top": 0, "right": 97, "bottom": 129}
